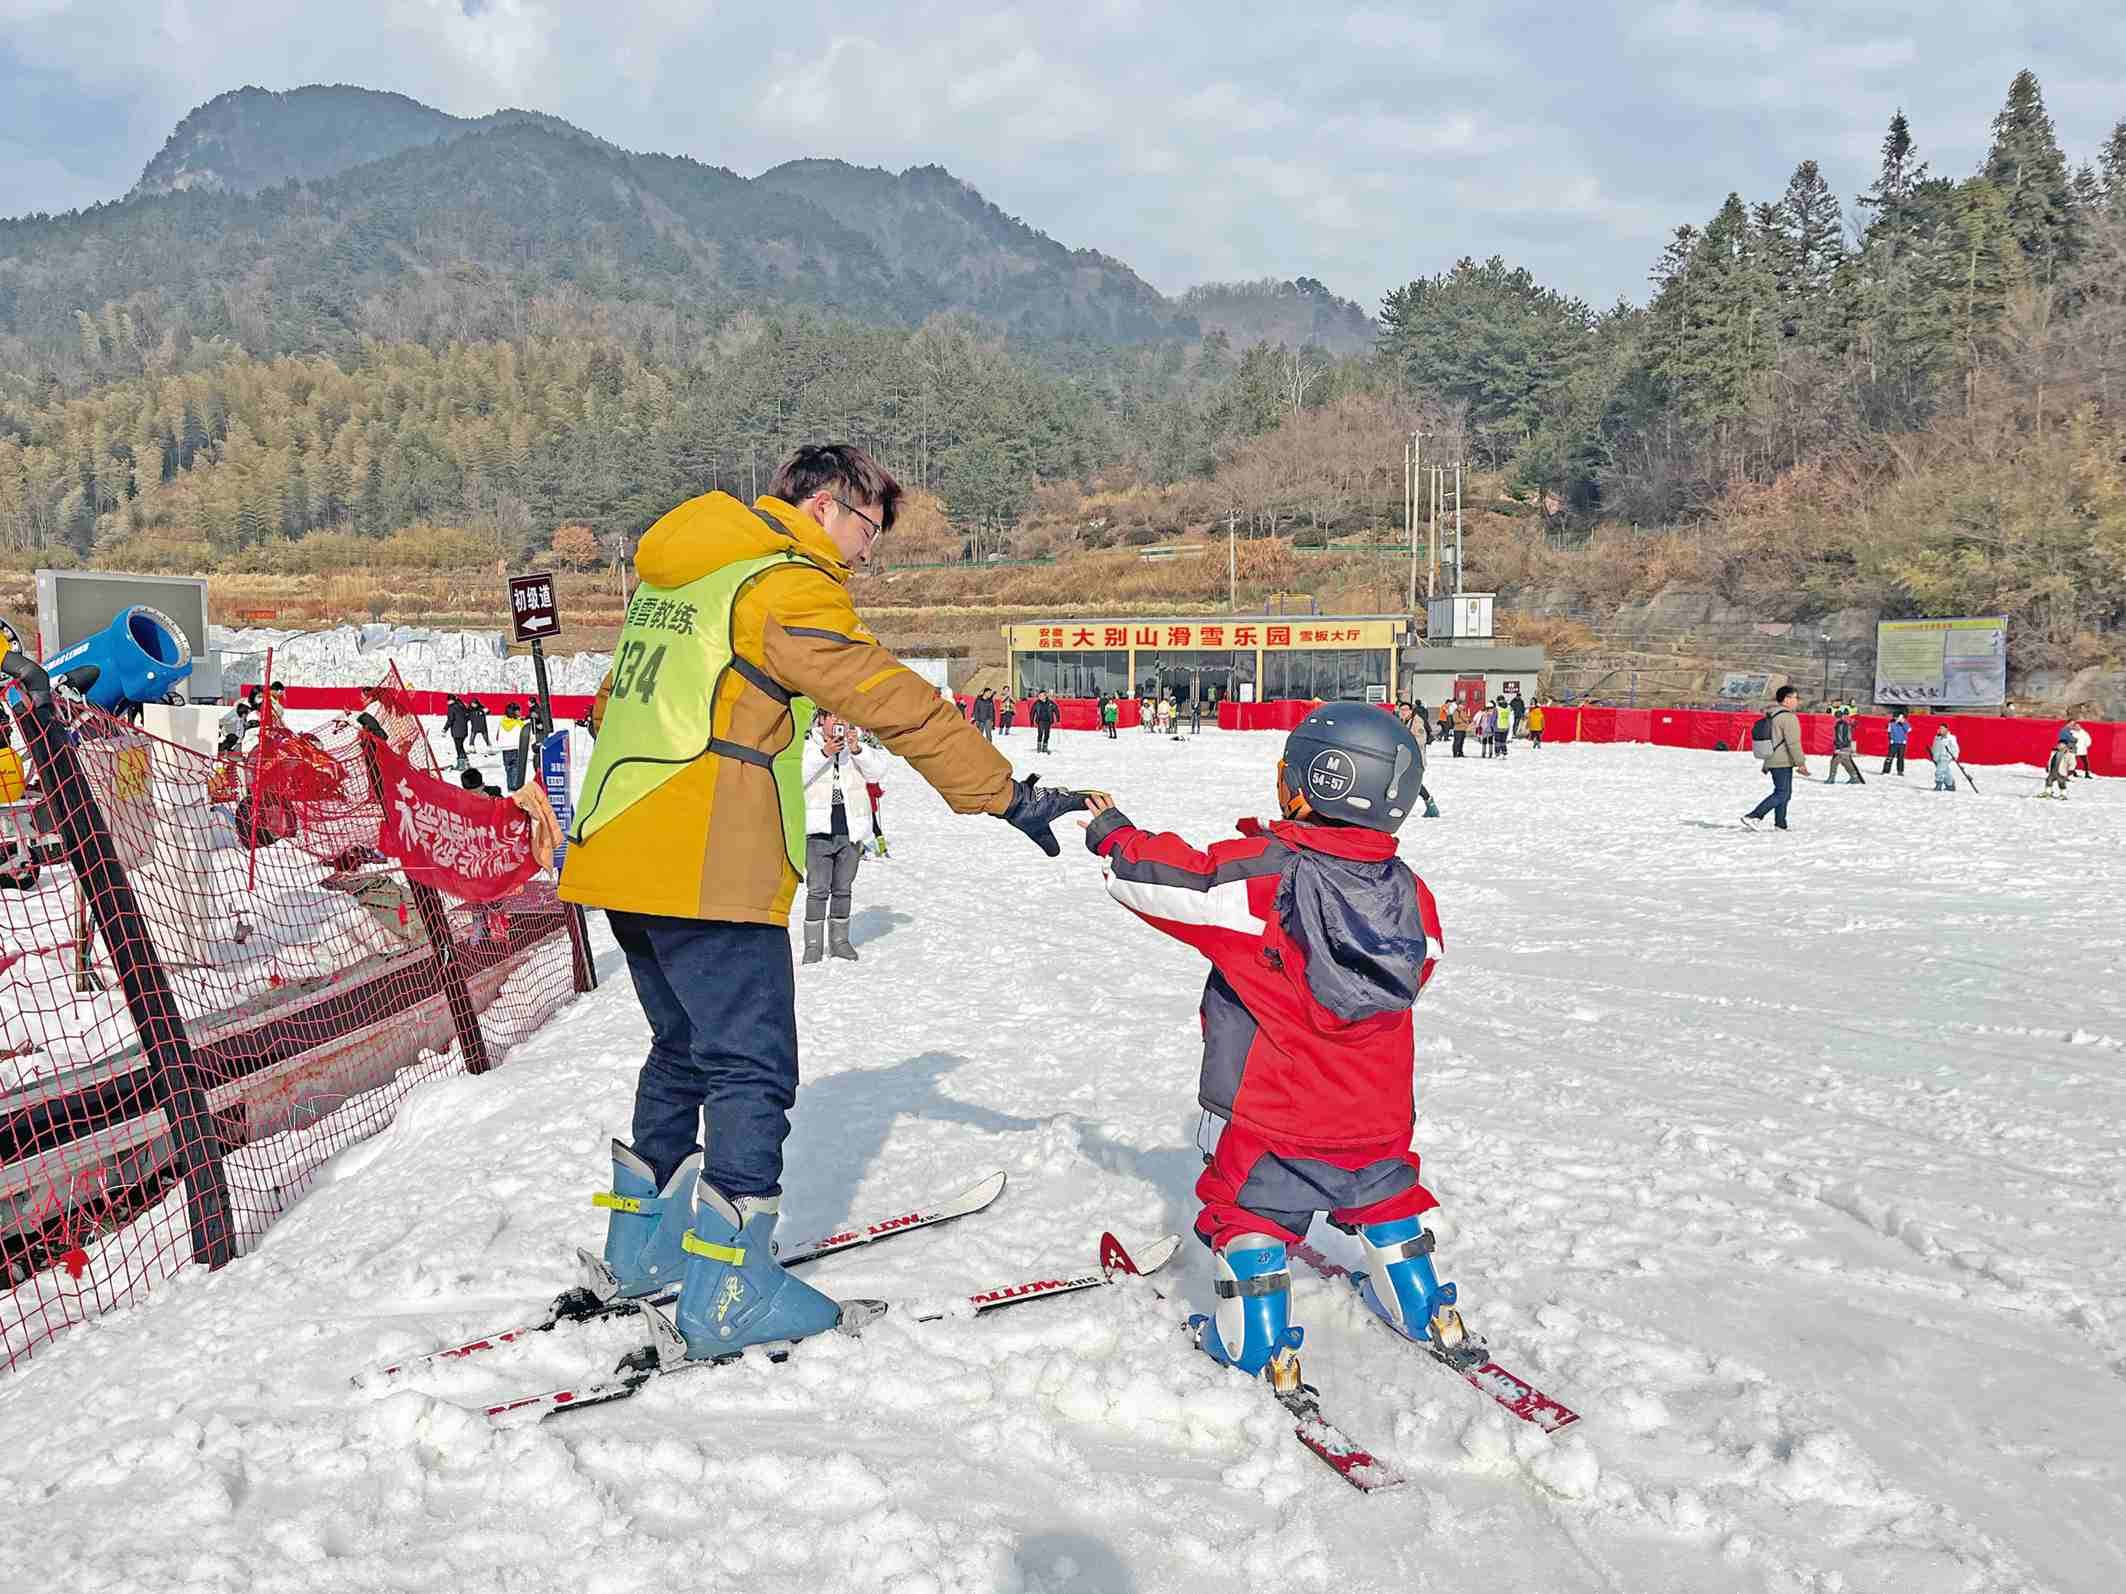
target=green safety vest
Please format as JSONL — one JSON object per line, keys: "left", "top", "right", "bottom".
{"left": 570, "top": 549, "right": 816, "bottom": 877}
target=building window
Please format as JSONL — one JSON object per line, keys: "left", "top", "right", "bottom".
{"left": 1261, "top": 649, "right": 1390, "bottom": 700}
{"left": 1014, "top": 651, "right": 1129, "bottom": 698}
{"left": 1134, "top": 651, "right": 1256, "bottom": 703}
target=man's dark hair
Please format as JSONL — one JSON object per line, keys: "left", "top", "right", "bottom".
{"left": 1774, "top": 684, "right": 1800, "bottom": 704}
{"left": 769, "top": 443, "right": 904, "bottom": 532}
{"left": 271, "top": 680, "right": 285, "bottom": 692}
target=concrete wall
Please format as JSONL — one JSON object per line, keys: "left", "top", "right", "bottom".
{"left": 1400, "top": 644, "right": 1546, "bottom": 708}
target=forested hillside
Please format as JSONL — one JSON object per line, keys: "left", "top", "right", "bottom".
{"left": 2, "top": 73, "right": 2124, "bottom": 680}
{"left": 1178, "top": 278, "right": 1377, "bottom": 355}
{"left": 130, "top": 84, "right": 590, "bottom": 198}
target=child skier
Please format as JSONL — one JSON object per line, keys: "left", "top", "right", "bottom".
{"left": 2042, "top": 737, "right": 2074, "bottom": 798}
{"left": 1081, "top": 704, "right": 1463, "bottom": 1387}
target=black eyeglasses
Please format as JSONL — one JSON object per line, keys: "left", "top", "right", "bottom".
{"left": 833, "top": 497, "right": 883, "bottom": 539}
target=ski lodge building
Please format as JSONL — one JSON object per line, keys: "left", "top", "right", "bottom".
{"left": 1001, "top": 597, "right": 1545, "bottom": 714}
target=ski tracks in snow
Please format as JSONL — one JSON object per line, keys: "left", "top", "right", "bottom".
{"left": 1, "top": 735, "right": 2121, "bottom": 1592}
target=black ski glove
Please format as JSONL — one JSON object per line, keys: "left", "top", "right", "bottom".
{"left": 996, "top": 773, "right": 1091, "bottom": 857}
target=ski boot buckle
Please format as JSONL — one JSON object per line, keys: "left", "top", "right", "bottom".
{"left": 1428, "top": 1305, "right": 1488, "bottom": 1371}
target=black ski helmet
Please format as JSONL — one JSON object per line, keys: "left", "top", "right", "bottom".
{"left": 1281, "top": 702, "right": 1424, "bottom": 832}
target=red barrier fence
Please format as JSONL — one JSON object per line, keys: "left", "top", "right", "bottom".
{"left": 973, "top": 696, "right": 2115, "bottom": 771}
{"left": 275, "top": 686, "right": 599, "bottom": 722}
{"left": 1, "top": 664, "right": 579, "bottom": 1372}
{"left": 1534, "top": 705, "right": 2117, "bottom": 775}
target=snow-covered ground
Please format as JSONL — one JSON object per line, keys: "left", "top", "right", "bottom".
{"left": 2, "top": 732, "right": 2121, "bottom": 1593}
{"left": 214, "top": 624, "right": 613, "bottom": 696}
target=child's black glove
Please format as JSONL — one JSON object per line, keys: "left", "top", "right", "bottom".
{"left": 997, "top": 774, "right": 1090, "bottom": 857}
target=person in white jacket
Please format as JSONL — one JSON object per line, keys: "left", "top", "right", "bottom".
{"left": 2067, "top": 720, "right": 2093, "bottom": 779}
{"left": 1930, "top": 725, "right": 1962, "bottom": 791}
{"left": 800, "top": 712, "right": 882, "bottom": 964}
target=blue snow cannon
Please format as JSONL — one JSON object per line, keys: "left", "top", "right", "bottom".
{"left": 44, "top": 605, "right": 194, "bottom": 713}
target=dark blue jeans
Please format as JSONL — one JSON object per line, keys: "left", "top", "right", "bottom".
{"left": 1747, "top": 765, "right": 1795, "bottom": 827}
{"left": 607, "top": 910, "right": 798, "bottom": 1198}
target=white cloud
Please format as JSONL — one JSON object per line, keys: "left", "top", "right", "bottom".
{"left": 1, "top": 0, "right": 2120, "bottom": 311}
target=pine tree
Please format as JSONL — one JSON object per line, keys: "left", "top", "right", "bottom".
{"left": 2100, "top": 119, "right": 2126, "bottom": 218}
{"left": 281, "top": 459, "right": 310, "bottom": 537}
{"left": 1943, "top": 178, "right": 2022, "bottom": 378}
{"left": 1777, "top": 160, "right": 1846, "bottom": 347}
{"left": 179, "top": 400, "right": 206, "bottom": 469}
{"left": 1858, "top": 111, "right": 1928, "bottom": 259}
{"left": 315, "top": 455, "right": 350, "bottom": 526}
{"left": 357, "top": 455, "right": 385, "bottom": 534}
{"left": 1984, "top": 70, "right": 2075, "bottom": 275}
{"left": 2071, "top": 163, "right": 2104, "bottom": 222}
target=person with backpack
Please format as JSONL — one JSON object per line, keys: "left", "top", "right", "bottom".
{"left": 1882, "top": 709, "right": 1910, "bottom": 776}
{"left": 1825, "top": 707, "right": 1865, "bottom": 785}
{"left": 1930, "top": 725, "right": 1962, "bottom": 791}
{"left": 1077, "top": 705, "right": 1463, "bottom": 1388}
{"left": 1742, "top": 685, "right": 1809, "bottom": 831}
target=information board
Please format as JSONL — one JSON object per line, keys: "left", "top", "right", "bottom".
{"left": 1874, "top": 618, "right": 2007, "bottom": 706}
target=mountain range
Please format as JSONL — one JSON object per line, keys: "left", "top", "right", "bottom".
{"left": 0, "top": 84, "right": 1378, "bottom": 371}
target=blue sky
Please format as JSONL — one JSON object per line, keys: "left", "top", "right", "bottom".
{"left": 2, "top": 1, "right": 2120, "bottom": 311}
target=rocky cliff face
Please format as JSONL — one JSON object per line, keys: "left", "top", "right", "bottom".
{"left": 1519, "top": 585, "right": 2124, "bottom": 715}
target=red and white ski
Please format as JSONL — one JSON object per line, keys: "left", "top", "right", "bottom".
{"left": 481, "top": 1229, "right": 1179, "bottom": 1423}
{"left": 360, "top": 1171, "right": 1008, "bottom": 1382}
{"left": 1273, "top": 1378, "right": 1405, "bottom": 1492}
{"left": 1291, "top": 1241, "right": 1581, "bottom": 1432}
{"left": 913, "top": 1231, "right": 1182, "bottom": 1321}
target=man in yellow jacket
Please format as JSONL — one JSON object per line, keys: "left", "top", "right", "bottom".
{"left": 560, "top": 443, "right": 1087, "bottom": 1359}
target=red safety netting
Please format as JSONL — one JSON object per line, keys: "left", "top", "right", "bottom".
{"left": 1, "top": 663, "right": 580, "bottom": 1372}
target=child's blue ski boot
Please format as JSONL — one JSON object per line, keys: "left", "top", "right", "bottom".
{"left": 1354, "top": 1215, "right": 1484, "bottom": 1368}
{"left": 1190, "top": 1234, "right": 1305, "bottom": 1381}
{"left": 578, "top": 1139, "right": 700, "bottom": 1302}
{"left": 670, "top": 1182, "right": 844, "bottom": 1359}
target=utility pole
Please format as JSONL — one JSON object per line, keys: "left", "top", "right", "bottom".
{"left": 1227, "top": 511, "right": 1238, "bottom": 613}
{"left": 1454, "top": 462, "right": 1465, "bottom": 594}
{"left": 1405, "top": 430, "right": 1426, "bottom": 610}
{"left": 1428, "top": 463, "right": 1440, "bottom": 600}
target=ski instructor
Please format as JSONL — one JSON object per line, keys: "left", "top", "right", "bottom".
{"left": 558, "top": 443, "right": 1087, "bottom": 1361}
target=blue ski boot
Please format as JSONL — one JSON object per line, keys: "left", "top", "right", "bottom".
{"left": 578, "top": 1140, "right": 700, "bottom": 1302}
{"left": 1354, "top": 1215, "right": 1483, "bottom": 1367}
{"left": 1190, "top": 1234, "right": 1304, "bottom": 1379}
{"left": 671, "top": 1182, "right": 843, "bottom": 1358}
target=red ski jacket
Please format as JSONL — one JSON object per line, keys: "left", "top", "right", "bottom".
{"left": 1086, "top": 810, "right": 1443, "bottom": 1155}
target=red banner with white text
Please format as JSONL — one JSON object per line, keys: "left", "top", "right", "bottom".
{"left": 373, "top": 739, "right": 542, "bottom": 902}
